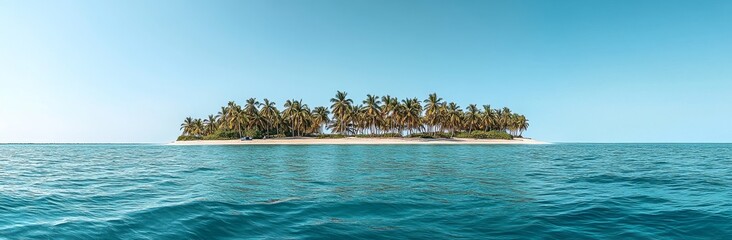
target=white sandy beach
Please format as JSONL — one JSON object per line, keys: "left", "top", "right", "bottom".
{"left": 170, "top": 137, "right": 548, "bottom": 145}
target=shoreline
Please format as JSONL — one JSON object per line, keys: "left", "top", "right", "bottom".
{"left": 169, "top": 137, "right": 548, "bottom": 145}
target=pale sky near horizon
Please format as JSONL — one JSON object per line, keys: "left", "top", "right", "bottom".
{"left": 1, "top": 0, "right": 731, "bottom": 143}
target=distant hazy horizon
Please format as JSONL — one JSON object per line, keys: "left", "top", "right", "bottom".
{"left": 1, "top": 0, "right": 731, "bottom": 143}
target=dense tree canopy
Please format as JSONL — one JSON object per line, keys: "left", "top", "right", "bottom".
{"left": 179, "top": 91, "right": 529, "bottom": 139}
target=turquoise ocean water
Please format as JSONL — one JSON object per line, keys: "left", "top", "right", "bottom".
{"left": 0, "top": 144, "right": 730, "bottom": 239}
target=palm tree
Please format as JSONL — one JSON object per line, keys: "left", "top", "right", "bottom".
{"left": 464, "top": 104, "right": 480, "bottom": 133}
{"left": 283, "top": 99, "right": 296, "bottom": 136}
{"left": 423, "top": 93, "right": 443, "bottom": 135}
{"left": 282, "top": 99, "right": 312, "bottom": 136}
{"left": 481, "top": 105, "right": 495, "bottom": 131}
{"left": 181, "top": 117, "right": 204, "bottom": 137}
{"left": 517, "top": 115, "right": 529, "bottom": 137}
{"left": 295, "top": 102, "right": 312, "bottom": 136}
{"left": 329, "top": 91, "right": 353, "bottom": 134}
{"left": 203, "top": 114, "right": 218, "bottom": 135}
{"left": 216, "top": 106, "right": 228, "bottom": 129}
{"left": 350, "top": 104, "right": 364, "bottom": 134}
{"left": 180, "top": 117, "right": 194, "bottom": 136}
{"left": 499, "top": 107, "right": 512, "bottom": 133}
{"left": 273, "top": 110, "right": 284, "bottom": 135}
{"left": 445, "top": 102, "right": 463, "bottom": 137}
{"left": 362, "top": 94, "right": 382, "bottom": 135}
{"left": 225, "top": 101, "right": 244, "bottom": 137}
{"left": 508, "top": 113, "right": 520, "bottom": 136}
{"left": 380, "top": 95, "right": 398, "bottom": 134}
{"left": 312, "top": 106, "right": 330, "bottom": 134}
{"left": 399, "top": 98, "right": 423, "bottom": 135}
{"left": 244, "top": 98, "right": 262, "bottom": 131}
{"left": 260, "top": 98, "right": 278, "bottom": 135}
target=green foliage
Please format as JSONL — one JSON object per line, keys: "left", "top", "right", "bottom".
{"left": 380, "top": 133, "right": 403, "bottom": 138}
{"left": 354, "top": 133, "right": 402, "bottom": 138}
{"left": 201, "top": 129, "right": 240, "bottom": 140}
{"left": 408, "top": 133, "right": 452, "bottom": 138}
{"left": 408, "top": 133, "right": 433, "bottom": 139}
{"left": 455, "top": 132, "right": 470, "bottom": 138}
{"left": 317, "top": 134, "right": 347, "bottom": 139}
{"left": 455, "top": 130, "right": 513, "bottom": 140}
{"left": 176, "top": 135, "right": 201, "bottom": 141}
{"left": 180, "top": 91, "right": 531, "bottom": 140}
{"left": 436, "top": 132, "right": 452, "bottom": 138}
{"left": 243, "top": 129, "right": 263, "bottom": 139}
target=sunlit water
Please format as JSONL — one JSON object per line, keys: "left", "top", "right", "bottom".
{"left": 1, "top": 144, "right": 731, "bottom": 239}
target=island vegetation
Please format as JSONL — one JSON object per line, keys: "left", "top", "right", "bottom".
{"left": 178, "top": 91, "right": 529, "bottom": 140}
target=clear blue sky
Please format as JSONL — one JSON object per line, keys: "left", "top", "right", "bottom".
{"left": 1, "top": 0, "right": 730, "bottom": 143}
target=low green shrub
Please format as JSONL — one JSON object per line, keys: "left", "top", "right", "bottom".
{"left": 380, "top": 133, "right": 403, "bottom": 138}
{"left": 409, "top": 133, "right": 453, "bottom": 138}
{"left": 317, "top": 134, "right": 347, "bottom": 139}
{"left": 202, "top": 129, "right": 240, "bottom": 140}
{"left": 408, "top": 133, "right": 434, "bottom": 138}
{"left": 436, "top": 132, "right": 452, "bottom": 138}
{"left": 455, "top": 130, "right": 513, "bottom": 140}
{"left": 355, "top": 133, "right": 403, "bottom": 138}
{"left": 455, "top": 132, "right": 472, "bottom": 138}
{"left": 176, "top": 135, "right": 201, "bottom": 141}
{"left": 243, "top": 129, "right": 263, "bottom": 139}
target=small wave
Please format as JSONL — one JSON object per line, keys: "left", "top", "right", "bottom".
{"left": 568, "top": 174, "right": 673, "bottom": 186}
{"left": 263, "top": 197, "right": 300, "bottom": 205}
{"left": 181, "top": 167, "right": 216, "bottom": 173}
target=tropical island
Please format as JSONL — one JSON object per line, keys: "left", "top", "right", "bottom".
{"left": 174, "top": 91, "right": 543, "bottom": 145}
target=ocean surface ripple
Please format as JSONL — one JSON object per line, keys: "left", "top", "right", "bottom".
{"left": 1, "top": 144, "right": 731, "bottom": 239}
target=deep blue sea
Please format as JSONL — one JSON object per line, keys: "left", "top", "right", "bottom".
{"left": 1, "top": 144, "right": 731, "bottom": 239}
